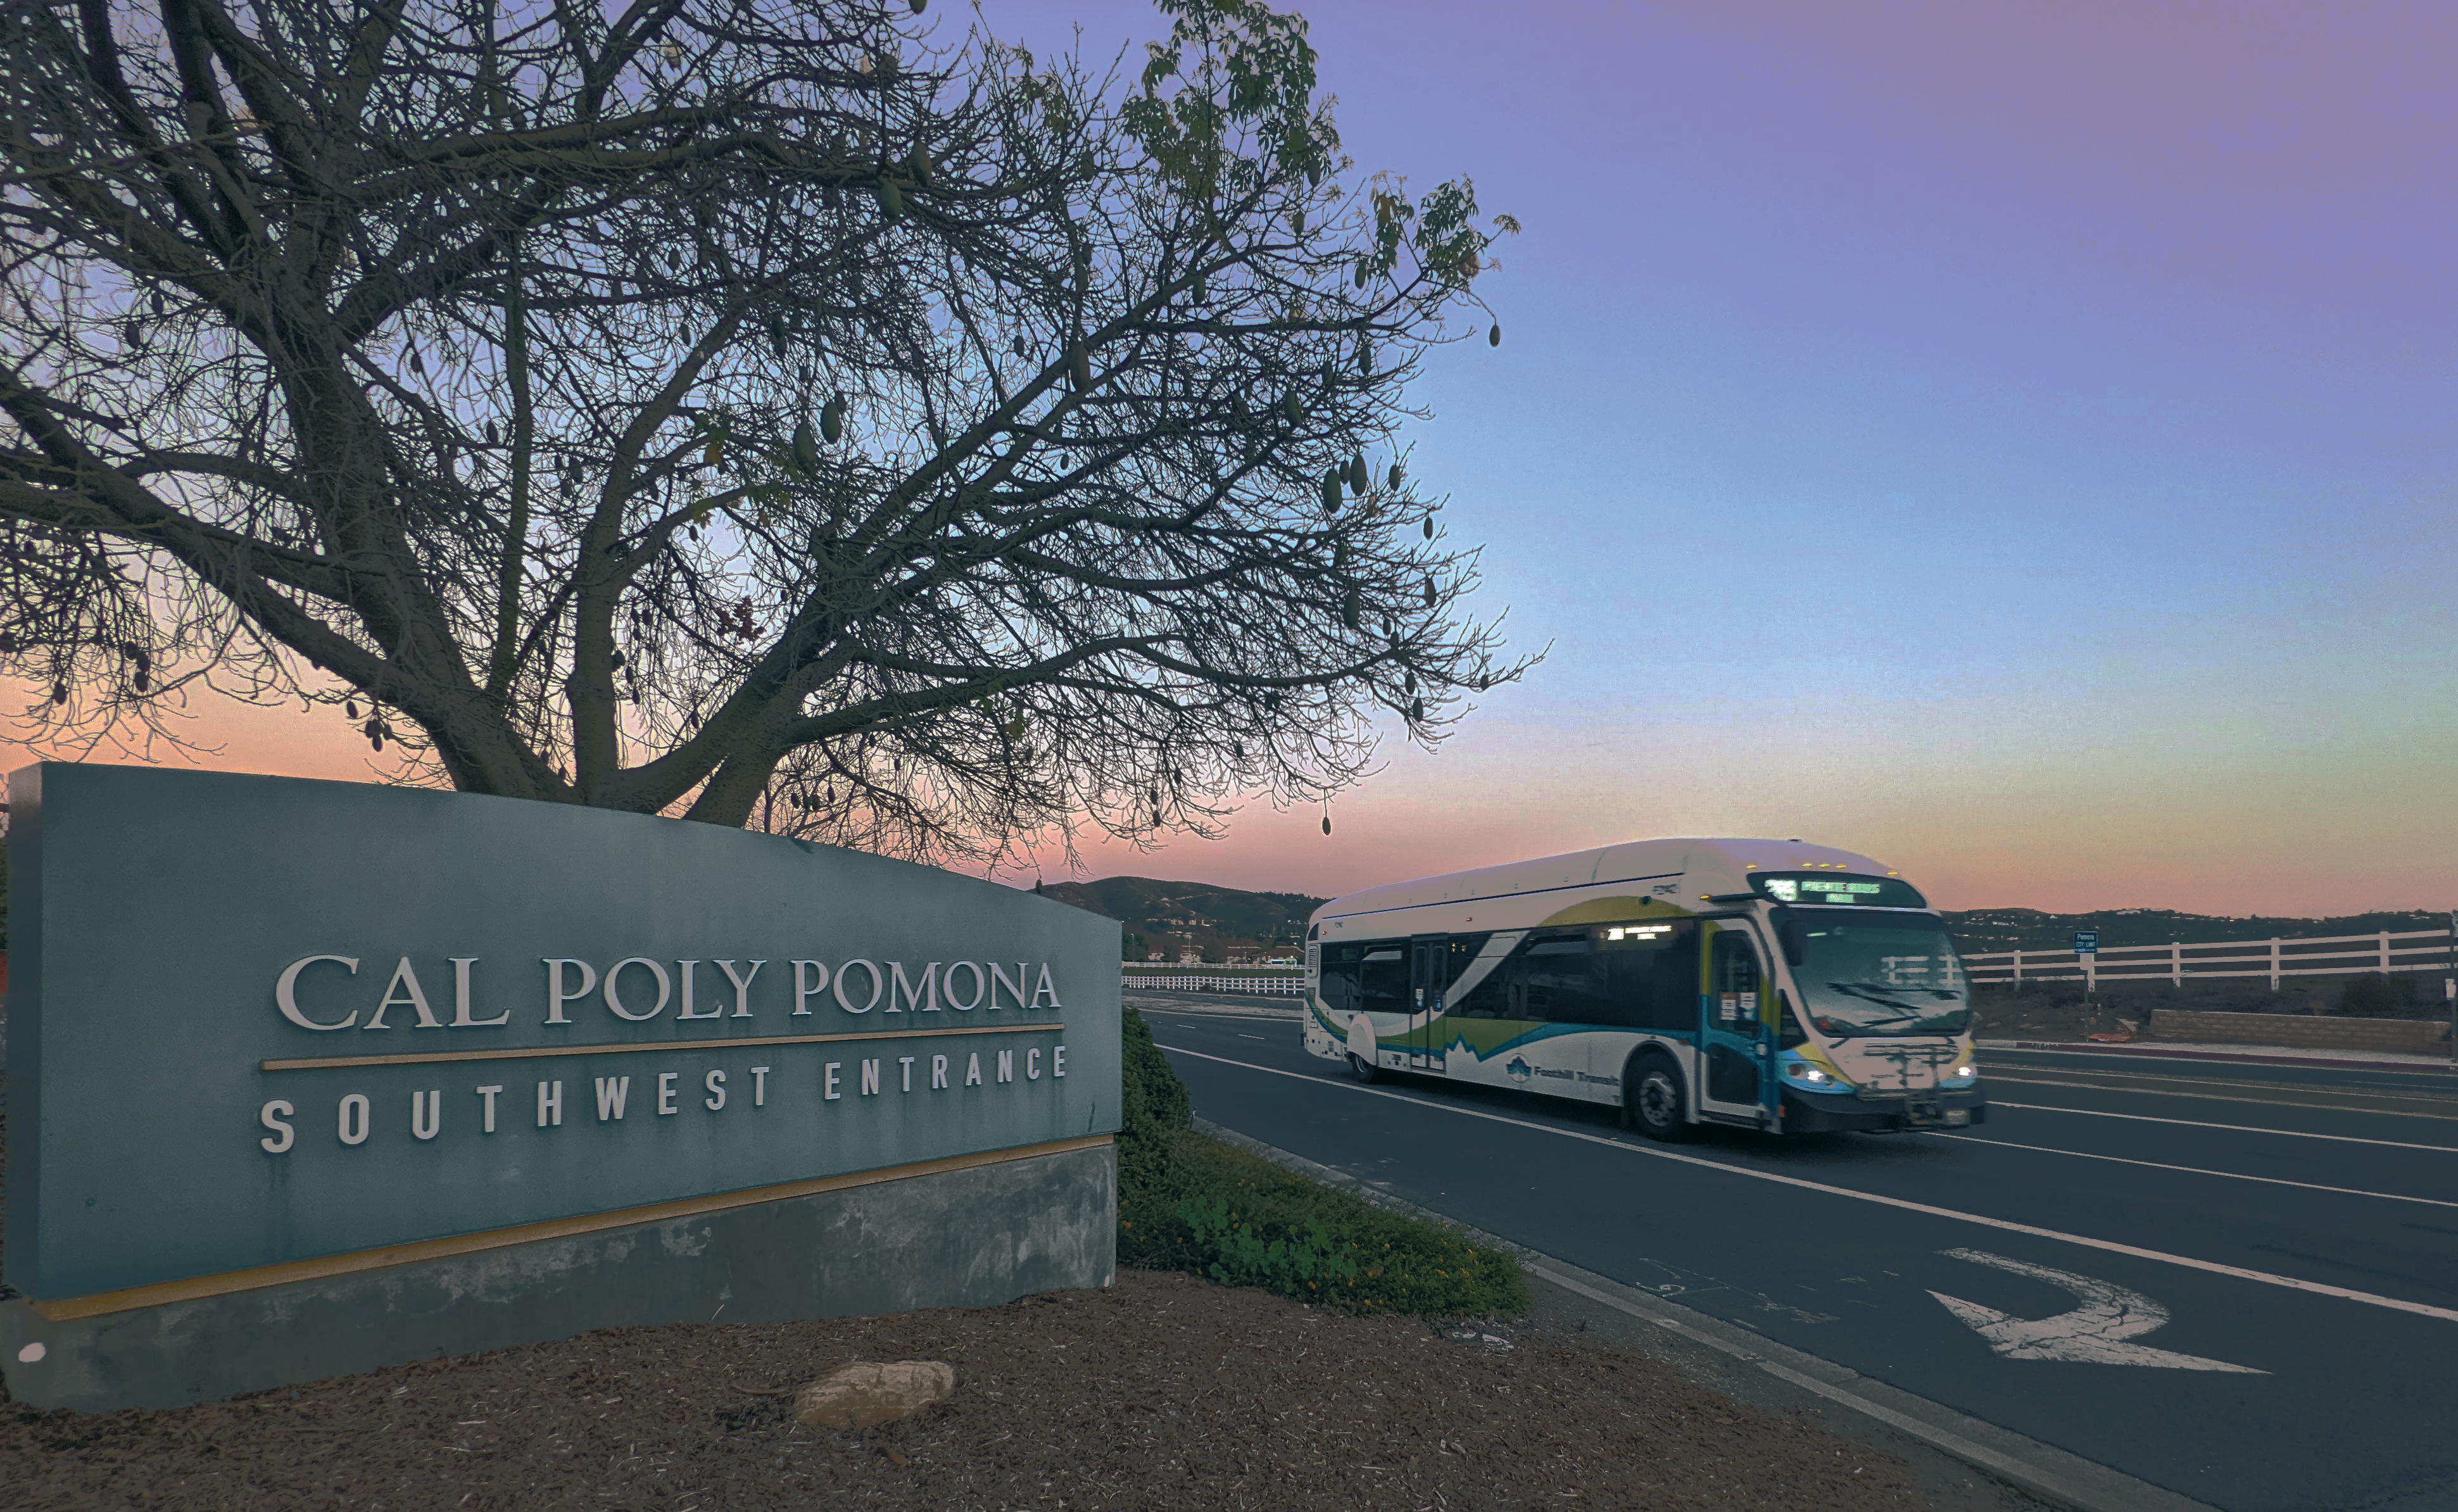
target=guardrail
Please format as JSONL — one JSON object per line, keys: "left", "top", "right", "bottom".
{"left": 1963, "top": 926, "right": 2458, "bottom": 990}
{"left": 1121, "top": 973, "right": 1307, "bottom": 996}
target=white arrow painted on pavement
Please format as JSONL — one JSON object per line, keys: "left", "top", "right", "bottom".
{"left": 1927, "top": 1248, "right": 2266, "bottom": 1373}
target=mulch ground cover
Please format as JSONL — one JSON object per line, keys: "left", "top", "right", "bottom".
{"left": 2, "top": 1267, "right": 1936, "bottom": 1511}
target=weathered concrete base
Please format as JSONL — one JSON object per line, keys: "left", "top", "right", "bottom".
{"left": 2145, "top": 1009, "right": 2450, "bottom": 1054}
{"left": 1, "top": 1140, "right": 1113, "bottom": 1413}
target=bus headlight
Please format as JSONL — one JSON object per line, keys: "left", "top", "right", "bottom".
{"left": 1782, "top": 1060, "right": 1844, "bottom": 1088}
{"left": 1942, "top": 1062, "right": 1977, "bottom": 1085}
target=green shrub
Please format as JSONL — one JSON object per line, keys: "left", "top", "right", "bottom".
{"left": 1119, "top": 1004, "right": 1190, "bottom": 1197}
{"left": 1121, "top": 1122, "right": 1526, "bottom": 1320}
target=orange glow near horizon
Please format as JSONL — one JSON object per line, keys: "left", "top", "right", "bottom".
{"left": 5, "top": 689, "right": 2447, "bottom": 921}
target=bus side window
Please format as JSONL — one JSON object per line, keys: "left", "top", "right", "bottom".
{"left": 1320, "top": 944, "right": 1363, "bottom": 1017}
{"left": 1589, "top": 919, "right": 1699, "bottom": 1031}
{"left": 1519, "top": 931, "right": 1594, "bottom": 1022}
{"left": 1358, "top": 944, "right": 1409, "bottom": 1014}
{"left": 1650, "top": 927, "right": 1701, "bottom": 1029}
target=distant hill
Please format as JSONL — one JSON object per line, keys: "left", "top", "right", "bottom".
{"left": 1938, "top": 907, "right": 2449, "bottom": 955}
{"left": 1036, "top": 876, "right": 1325, "bottom": 961}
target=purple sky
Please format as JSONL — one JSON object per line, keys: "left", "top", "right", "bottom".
{"left": 25, "top": 1, "right": 2452, "bottom": 916}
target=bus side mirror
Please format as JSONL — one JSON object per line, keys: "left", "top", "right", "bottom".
{"left": 1774, "top": 909, "right": 1806, "bottom": 967}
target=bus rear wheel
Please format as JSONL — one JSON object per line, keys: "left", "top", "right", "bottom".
{"left": 1625, "top": 1056, "right": 1691, "bottom": 1142}
{"left": 1348, "top": 1052, "right": 1379, "bottom": 1084}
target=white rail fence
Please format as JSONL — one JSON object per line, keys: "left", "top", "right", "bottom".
{"left": 1963, "top": 927, "right": 2458, "bottom": 992}
{"left": 1120, "top": 972, "right": 1307, "bottom": 997}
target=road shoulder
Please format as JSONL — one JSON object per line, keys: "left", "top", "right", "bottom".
{"left": 1193, "top": 1115, "right": 2219, "bottom": 1512}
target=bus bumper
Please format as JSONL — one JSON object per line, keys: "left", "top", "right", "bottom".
{"left": 1780, "top": 1086, "right": 1989, "bottom": 1133}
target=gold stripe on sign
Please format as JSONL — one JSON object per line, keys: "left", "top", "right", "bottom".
{"left": 28, "top": 1134, "right": 1115, "bottom": 1322}
{"left": 262, "top": 1021, "right": 1062, "bottom": 1073}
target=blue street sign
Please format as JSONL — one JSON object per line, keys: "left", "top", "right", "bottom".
{"left": 2074, "top": 931, "right": 2100, "bottom": 955}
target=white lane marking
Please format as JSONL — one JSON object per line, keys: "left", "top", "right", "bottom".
{"left": 1238, "top": 1033, "right": 1268, "bottom": 1041}
{"left": 1157, "top": 1043, "right": 2458, "bottom": 1326}
{"left": 1985, "top": 1073, "right": 2458, "bottom": 1123}
{"left": 1929, "top": 1131, "right": 2458, "bottom": 1209}
{"left": 1927, "top": 1249, "right": 2264, "bottom": 1373}
{"left": 1990, "top": 1100, "right": 2458, "bottom": 1154}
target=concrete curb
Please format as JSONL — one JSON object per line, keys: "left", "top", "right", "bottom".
{"left": 1192, "top": 1115, "right": 2221, "bottom": 1512}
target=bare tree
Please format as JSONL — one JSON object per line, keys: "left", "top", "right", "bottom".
{"left": 0, "top": 0, "right": 1532, "bottom": 869}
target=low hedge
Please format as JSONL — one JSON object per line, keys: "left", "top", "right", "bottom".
{"left": 1116, "top": 1005, "right": 1525, "bottom": 1320}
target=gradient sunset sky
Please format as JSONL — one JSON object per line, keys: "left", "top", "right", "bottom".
{"left": 13, "top": 1, "right": 2452, "bottom": 916}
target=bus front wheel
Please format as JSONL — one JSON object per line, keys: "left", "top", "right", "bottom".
{"left": 1348, "top": 1052, "right": 1379, "bottom": 1084}
{"left": 1625, "top": 1057, "right": 1691, "bottom": 1142}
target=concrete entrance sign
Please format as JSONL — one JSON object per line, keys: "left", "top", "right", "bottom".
{"left": 0, "top": 764, "right": 1120, "bottom": 1410}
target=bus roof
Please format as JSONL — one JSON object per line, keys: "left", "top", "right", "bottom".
{"left": 1311, "top": 837, "right": 1898, "bottom": 924}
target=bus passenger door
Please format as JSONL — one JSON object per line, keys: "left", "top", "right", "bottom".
{"left": 1697, "top": 923, "right": 1771, "bottom": 1125}
{"left": 1408, "top": 936, "right": 1448, "bottom": 1070}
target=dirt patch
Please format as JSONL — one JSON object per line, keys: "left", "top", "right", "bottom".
{"left": 2, "top": 1268, "right": 1936, "bottom": 1511}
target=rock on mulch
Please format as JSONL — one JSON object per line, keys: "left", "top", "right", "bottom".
{"left": 1, "top": 1268, "right": 1934, "bottom": 1511}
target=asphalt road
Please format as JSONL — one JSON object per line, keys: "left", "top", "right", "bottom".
{"left": 1133, "top": 994, "right": 2458, "bottom": 1512}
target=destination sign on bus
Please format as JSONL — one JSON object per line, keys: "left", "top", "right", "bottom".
{"left": 1750, "top": 872, "right": 1928, "bottom": 909}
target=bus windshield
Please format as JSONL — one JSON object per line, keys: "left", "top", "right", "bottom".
{"left": 1782, "top": 909, "right": 1969, "bottom": 1039}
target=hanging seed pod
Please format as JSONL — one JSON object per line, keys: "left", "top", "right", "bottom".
{"left": 792, "top": 417, "right": 818, "bottom": 472}
{"left": 1077, "top": 149, "right": 1095, "bottom": 175}
{"left": 485, "top": 419, "right": 500, "bottom": 446}
{"left": 1011, "top": 334, "right": 1026, "bottom": 357}
{"left": 149, "top": 290, "right": 165, "bottom": 317}
{"left": 1422, "top": 515, "right": 1434, "bottom": 540}
{"left": 1390, "top": 461, "right": 1406, "bottom": 490}
{"left": 771, "top": 316, "right": 790, "bottom": 356}
{"left": 1348, "top": 454, "right": 1367, "bottom": 495}
{"left": 1291, "top": 205, "right": 1305, "bottom": 236}
{"left": 344, "top": 698, "right": 359, "bottom": 720}
{"left": 910, "top": 0, "right": 926, "bottom": 13}
{"left": 51, "top": 683, "right": 67, "bottom": 707}
{"left": 1321, "top": 469, "right": 1343, "bottom": 514}
{"left": 1321, "top": 814, "right": 1332, "bottom": 836}
{"left": 1489, "top": 321, "right": 1501, "bottom": 347}
{"left": 133, "top": 667, "right": 150, "bottom": 693}
{"left": 365, "top": 718, "right": 384, "bottom": 750}
{"left": 1352, "top": 261, "right": 1367, "bottom": 289}
{"left": 909, "top": 142, "right": 933, "bottom": 186}
{"left": 1424, "top": 577, "right": 1437, "bottom": 606}
{"left": 1190, "top": 273, "right": 1207, "bottom": 305}
{"left": 123, "top": 318, "right": 145, "bottom": 350}
{"left": 821, "top": 395, "right": 845, "bottom": 443}
{"left": 1404, "top": 669, "right": 1416, "bottom": 695}
{"left": 1358, "top": 340, "right": 1373, "bottom": 375}
{"left": 1411, "top": 696, "right": 1423, "bottom": 722}
{"left": 1341, "top": 589, "right": 1359, "bottom": 629}
{"left": 1281, "top": 393, "right": 1302, "bottom": 425}
{"left": 1070, "top": 343, "right": 1092, "bottom": 390}
{"left": 408, "top": 346, "right": 424, "bottom": 375}
{"left": 878, "top": 178, "right": 904, "bottom": 219}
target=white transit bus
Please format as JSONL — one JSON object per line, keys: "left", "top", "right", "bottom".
{"left": 1301, "top": 838, "right": 1986, "bottom": 1138}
